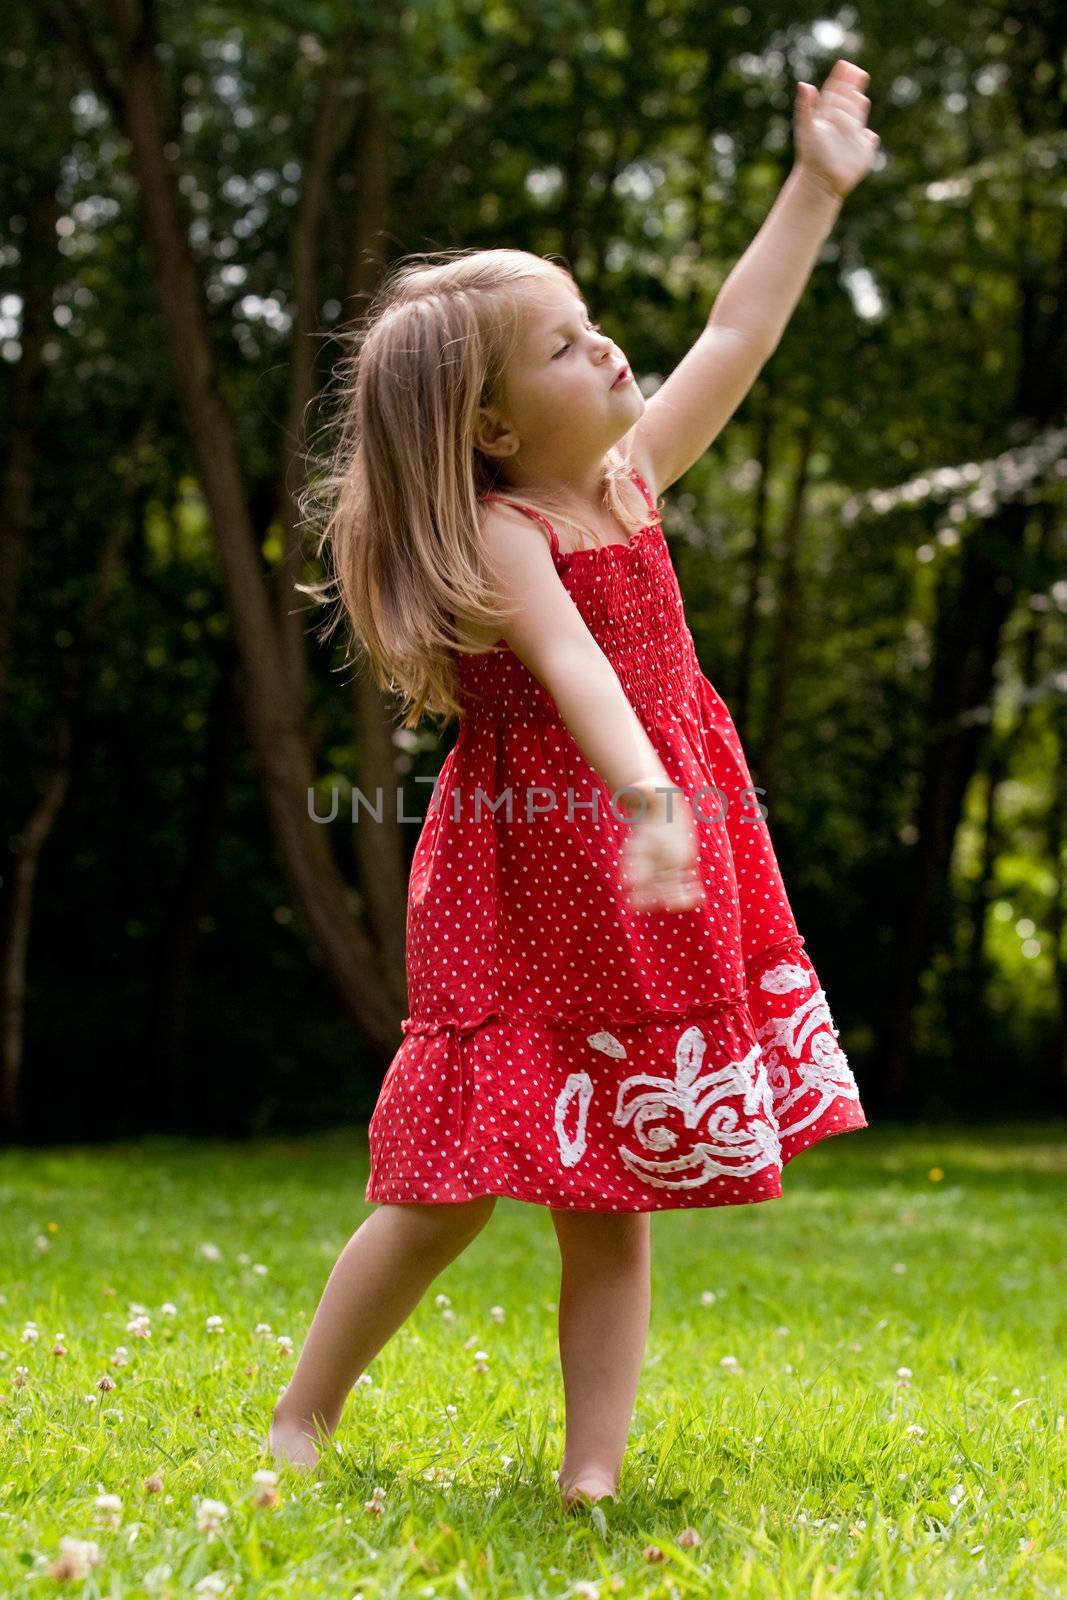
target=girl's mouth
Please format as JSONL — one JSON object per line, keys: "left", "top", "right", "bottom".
{"left": 611, "top": 365, "right": 632, "bottom": 388}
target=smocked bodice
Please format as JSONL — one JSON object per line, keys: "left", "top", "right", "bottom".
{"left": 455, "top": 516, "right": 701, "bottom": 725}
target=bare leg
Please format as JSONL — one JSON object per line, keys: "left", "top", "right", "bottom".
{"left": 549, "top": 1209, "right": 651, "bottom": 1506}
{"left": 269, "top": 1196, "right": 497, "bottom": 1470}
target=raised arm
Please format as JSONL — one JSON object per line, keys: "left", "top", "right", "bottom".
{"left": 624, "top": 59, "right": 879, "bottom": 496}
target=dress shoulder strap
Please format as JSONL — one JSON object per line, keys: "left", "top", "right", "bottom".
{"left": 626, "top": 463, "right": 660, "bottom": 521}
{"left": 476, "top": 492, "right": 562, "bottom": 564}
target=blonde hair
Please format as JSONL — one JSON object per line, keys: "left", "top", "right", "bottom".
{"left": 296, "top": 247, "right": 654, "bottom": 731}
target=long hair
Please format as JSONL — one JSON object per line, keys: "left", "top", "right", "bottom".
{"left": 296, "top": 247, "right": 653, "bottom": 731}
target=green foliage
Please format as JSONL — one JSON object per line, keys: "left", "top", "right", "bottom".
{"left": 0, "top": 0, "right": 1064, "bottom": 1130}
{"left": 0, "top": 1126, "right": 1065, "bottom": 1594}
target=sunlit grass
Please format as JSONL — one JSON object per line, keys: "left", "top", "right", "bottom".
{"left": 1, "top": 1121, "right": 1065, "bottom": 1597}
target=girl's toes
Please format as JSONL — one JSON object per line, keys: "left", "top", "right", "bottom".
{"left": 557, "top": 1469, "right": 618, "bottom": 1509}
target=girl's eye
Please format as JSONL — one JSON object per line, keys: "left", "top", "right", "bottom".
{"left": 552, "top": 321, "right": 603, "bottom": 358}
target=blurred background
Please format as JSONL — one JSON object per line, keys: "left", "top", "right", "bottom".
{"left": 1, "top": 0, "right": 1064, "bottom": 1144}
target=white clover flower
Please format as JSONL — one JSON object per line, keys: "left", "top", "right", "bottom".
{"left": 160, "top": 1303, "right": 177, "bottom": 1317}
{"left": 94, "top": 1492, "right": 122, "bottom": 1529}
{"left": 490, "top": 1305, "right": 505, "bottom": 1322}
{"left": 473, "top": 1350, "right": 488, "bottom": 1362}
{"left": 126, "top": 1314, "right": 152, "bottom": 1339}
{"left": 440, "top": 1308, "right": 455, "bottom": 1324}
{"left": 896, "top": 1366, "right": 913, "bottom": 1379}
{"left": 45, "top": 1535, "right": 103, "bottom": 1580}
{"left": 252, "top": 1469, "right": 278, "bottom": 1487}
{"left": 193, "top": 1574, "right": 230, "bottom": 1596}
{"left": 205, "top": 1315, "right": 225, "bottom": 1333}
{"left": 719, "top": 1354, "right": 739, "bottom": 1368}
{"left": 892, "top": 1262, "right": 907, "bottom": 1274}
{"left": 254, "top": 1323, "right": 273, "bottom": 1338}
{"left": 111, "top": 1346, "right": 129, "bottom": 1366}
{"left": 434, "top": 1293, "right": 451, "bottom": 1308}
{"left": 948, "top": 1484, "right": 965, "bottom": 1506}
{"left": 252, "top": 1263, "right": 268, "bottom": 1276}
{"left": 444, "top": 1404, "right": 458, "bottom": 1417}
{"left": 128, "top": 1302, "right": 149, "bottom": 1316}
{"left": 195, "top": 1497, "right": 229, "bottom": 1538}
{"left": 356, "top": 1373, "right": 373, "bottom": 1387}
{"left": 35, "top": 1235, "right": 50, "bottom": 1252}
{"left": 700, "top": 1290, "right": 717, "bottom": 1306}
{"left": 276, "top": 1335, "right": 293, "bottom": 1354}
{"left": 200, "top": 1243, "right": 222, "bottom": 1262}
{"left": 905, "top": 1423, "right": 926, "bottom": 1436}
{"left": 20, "top": 1322, "right": 40, "bottom": 1344}
{"left": 237, "top": 1253, "right": 251, "bottom": 1266}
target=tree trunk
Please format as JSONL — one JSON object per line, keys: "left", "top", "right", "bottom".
{"left": 0, "top": 180, "right": 60, "bottom": 774}
{"left": 878, "top": 497, "right": 1028, "bottom": 1109}
{"left": 1051, "top": 689, "right": 1067, "bottom": 1091}
{"left": 147, "top": 650, "right": 240, "bottom": 1119}
{"left": 273, "top": 48, "right": 362, "bottom": 712}
{"left": 0, "top": 442, "right": 132, "bottom": 1136}
{"left": 757, "top": 417, "right": 813, "bottom": 811}
{"left": 732, "top": 373, "right": 775, "bottom": 737}
{"left": 953, "top": 501, "right": 1053, "bottom": 1068}
{"left": 103, "top": 0, "right": 398, "bottom": 1052}
{"left": 878, "top": 106, "right": 1066, "bottom": 1107}
{"left": 339, "top": 75, "right": 410, "bottom": 1018}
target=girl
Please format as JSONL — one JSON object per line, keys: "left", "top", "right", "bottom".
{"left": 270, "top": 60, "right": 879, "bottom": 1508}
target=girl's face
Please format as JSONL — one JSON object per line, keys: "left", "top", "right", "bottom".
{"left": 477, "top": 279, "right": 645, "bottom": 485}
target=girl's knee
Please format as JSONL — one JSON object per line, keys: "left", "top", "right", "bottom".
{"left": 391, "top": 1195, "right": 497, "bottom": 1240}
{"left": 551, "top": 1208, "right": 650, "bottom": 1255}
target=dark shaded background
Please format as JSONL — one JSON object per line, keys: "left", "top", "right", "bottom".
{"left": 2, "top": 0, "right": 1064, "bottom": 1142}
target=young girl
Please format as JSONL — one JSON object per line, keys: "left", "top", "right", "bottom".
{"left": 270, "top": 61, "right": 878, "bottom": 1507}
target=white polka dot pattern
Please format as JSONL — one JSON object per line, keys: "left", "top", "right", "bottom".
{"left": 364, "top": 468, "right": 868, "bottom": 1211}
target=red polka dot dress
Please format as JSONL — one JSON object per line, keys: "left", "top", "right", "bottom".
{"left": 365, "top": 465, "right": 868, "bottom": 1211}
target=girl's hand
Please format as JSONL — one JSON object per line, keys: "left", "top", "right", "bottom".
{"left": 794, "top": 59, "right": 879, "bottom": 203}
{"left": 618, "top": 783, "right": 705, "bottom": 914}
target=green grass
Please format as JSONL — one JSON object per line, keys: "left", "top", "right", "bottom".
{"left": 1, "top": 1121, "right": 1065, "bottom": 1598}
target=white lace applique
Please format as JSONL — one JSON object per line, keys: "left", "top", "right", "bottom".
{"left": 611, "top": 1025, "right": 781, "bottom": 1190}
{"left": 587, "top": 1031, "right": 627, "bottom": 1059}
{"left": 554, "top": 1071, "right": 594, "bottom": 1168}
{"left": 758, "top": 979, "right": 862, "bottom": 1142}
{"left": 760, "top": 961, "right": 810, "bottom": 994}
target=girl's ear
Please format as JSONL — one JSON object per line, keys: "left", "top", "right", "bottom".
{"left": 474, "top": 406, "right": 519, "bottom": 459}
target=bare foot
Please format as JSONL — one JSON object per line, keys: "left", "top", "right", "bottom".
{"left": 557, "top": 1468, "right": 618, "bottom": 1509}
{"left": 267, "top": 1414, "right": 324, "bottom": 1473}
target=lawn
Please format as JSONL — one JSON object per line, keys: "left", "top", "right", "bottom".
{"left": 1, "top": 1121, "right": 1065, "bottom": 1598}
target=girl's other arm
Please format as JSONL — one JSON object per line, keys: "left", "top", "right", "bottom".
{"left": 623, "top": 59, "right": 878, "bottom": 496}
